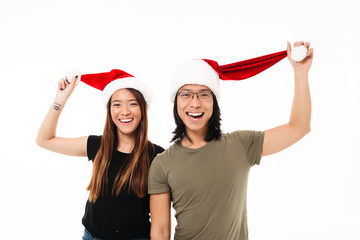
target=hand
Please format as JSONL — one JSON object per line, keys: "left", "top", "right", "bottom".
{"left": 287, "top": 41, "right": 314, "bottom": 74}
{"left": 54, "top": 76, "right": 78, "bottom": 105}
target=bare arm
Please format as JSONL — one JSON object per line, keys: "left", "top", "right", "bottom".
{"left": 150, "top": 192, "right": 171, "bottom": 240}
{"left": 262, "top": 41, "right": 313, "bottom": 156}
{"left": 36, "top": 76, "right": 88, "bottom": 157}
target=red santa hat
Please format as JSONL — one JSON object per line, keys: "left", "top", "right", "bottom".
{"left": 68, "top": 69, "right": 153, "bottom": 108}
{"left": 170, "top": 49, "right": 298, "bottom": 101}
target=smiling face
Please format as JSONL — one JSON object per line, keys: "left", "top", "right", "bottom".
{"left": 110, "top": 89, "right": 142, "bottom": 139}
{"left": 176, "top": 84, "right": 214, "bottom": 137}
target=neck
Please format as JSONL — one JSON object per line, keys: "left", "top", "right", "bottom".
{"left": 117, "top": 131, "right": 136, "bottom": 153}
{"left": 180, "top": 127, "right": 208, "bottom": 149}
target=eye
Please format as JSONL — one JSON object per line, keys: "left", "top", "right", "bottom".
{"left": 200, "top": 93, "right": 210, "bottom": 97}
{"left": 129, "top": 102, "right": 138, "bottom": 106}
{"left": 112, "top": 103, "right": 121, "bottom": 107}
{"left": 180, "top": 92, "right": 191, "bottom": 97}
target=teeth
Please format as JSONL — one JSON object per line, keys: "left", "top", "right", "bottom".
{"left": 187, "top": 112, "right": 203, "bottom": 117}
{"left": 120, "top": 119, "right": 133, "bottom": 123}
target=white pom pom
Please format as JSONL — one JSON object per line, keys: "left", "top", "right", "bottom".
{"left": 291, "top": 45, "right": 307, "bottom": 62}
{"left": 67, "top": 68, "right": 82, "bottom": 83}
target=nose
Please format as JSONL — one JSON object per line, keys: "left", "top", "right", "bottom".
{"left": 189, "top": 93, "right": 201, "bottom": 108}
{"left": 120, "top": 105, "right": 131, "bottom": 115}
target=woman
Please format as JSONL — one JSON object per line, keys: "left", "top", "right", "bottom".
{"left": 148, "top": 41, "right": 313, "bottom": 239}
{"left": 36, "top": 69, "right": 164, "bottom": 240}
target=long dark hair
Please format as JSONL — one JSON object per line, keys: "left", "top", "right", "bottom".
{"left": 87, "top": 88, "right": 153, "bottom": 202}
{"left": 171, "top": 92, "right": 222, "bottom": 143}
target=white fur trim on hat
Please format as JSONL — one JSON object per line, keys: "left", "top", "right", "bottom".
{"left": 170, "top": 59, "right": 220, "bottom": 101}
{"left": 103, "top": 77, "right": 153, "bottom": 108}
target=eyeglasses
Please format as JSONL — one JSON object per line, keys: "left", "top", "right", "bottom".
{"left": 177, "top": 91, "right": 213, "bottom": 102}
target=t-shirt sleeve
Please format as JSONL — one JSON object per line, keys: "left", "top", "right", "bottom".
{"left": 148, "top": 155, "right": 171, "bottom": 194}
{"left": 234, "top": 130, "right": 264, "bottom": 166}
{"left": 87, "top": 135, "right": 102, "bottom": 162}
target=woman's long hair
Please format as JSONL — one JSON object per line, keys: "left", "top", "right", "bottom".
{"left": 171, "top": 92, "right": 222, "bottom": 143}
{"left": 87, "top": 88, "right": 152, "bottom": 202}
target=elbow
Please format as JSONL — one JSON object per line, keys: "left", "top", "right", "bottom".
{"left": 36, "top": 137, "right": 46, "bottom": 149}
{"left": 35, "top": 135, "right": 50, "bottom": 149}
{"left": 299, "top": 124, "right": 311, "bottom": 140}
{"left": 289, "top": 121, "right": 311, "bottom": 138}
{"left": 304, "top": 123, "right": 311, "bottom": 136}
{"left": 35, "top": 136, "right": 43, "bottom": 148}
{"left": 150, "top": 233, "right": 170, "bottom": 240}
{"left": 150, "top": 227, "right": 170, "bottom": 240}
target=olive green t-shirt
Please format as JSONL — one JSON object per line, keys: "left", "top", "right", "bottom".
{"left": 148, "top": 130, "right": 264, "bottom": 240}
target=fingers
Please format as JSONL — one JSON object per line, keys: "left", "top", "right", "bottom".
{"left": 58, "top": 81, "right": 62, "bottom": 90}
{"left": 291, "top": 41, "right": 313, "bottom": 59}
{"left": 307, "top": 47, "right": 314, "bottom": 58}
{"left": 303, "top": 42, "right": 311, "bottom": 57}
{"left": 70, "top": 75, "right": 79, "bottom": 85}
{"left": 59, "top": 78, "right": 66, "bottom": 90}
{"left": 287, "top": 41, "right": 292, "bottom": 52}
{"left": 293, "top": 41, "right": 304, "bottom": 47}
{"left": 56, "top": 75, "right": 78, "bottom": 104}
{"left": 293, "top": 41, "right": 311, "bottom": 52}
{"left": 301, "top": 42, "right": 313, "bottom": 58}
{"left": 58, "top": 77, "right": 75, "bottom": 91}
{"left": 286, "top": 41, "right": 293, "bottom": 61}
{"left": 288, "top": 41, "right": 314, "bottom": 72}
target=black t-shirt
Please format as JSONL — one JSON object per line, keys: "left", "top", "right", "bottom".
{"left": 82, "top": 135, "right": 164, "bottom": 240}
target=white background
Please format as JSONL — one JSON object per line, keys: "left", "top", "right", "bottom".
{"left": 1, "top": 0, "right": 359, "bottom": 239}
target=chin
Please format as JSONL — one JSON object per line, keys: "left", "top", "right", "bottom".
{"left": 186, "top": 123, "right": 208, "bottom": 132}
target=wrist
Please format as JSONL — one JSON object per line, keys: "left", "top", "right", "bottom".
{"left": 294, "top": 70, "right": 309, "bottom": 79}
{"left": 54, "top": 96, "right": 67, "bottom": 105}
{"left": 52, "top": 100, "right": 65, "bottom": 111}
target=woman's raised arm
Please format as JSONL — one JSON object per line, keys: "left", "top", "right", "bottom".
{"left": 36, "top": 76, "right": 88, "bottom": 157}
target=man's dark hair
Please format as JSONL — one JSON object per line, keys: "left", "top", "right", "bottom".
{"left": 171, "top": 93, "right": 222, "bottom": 143}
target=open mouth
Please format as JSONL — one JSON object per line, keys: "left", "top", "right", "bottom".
{"left": 186, "top": 112, "right": 204, "bottom": 120}
{"left": 119, "top": 118, "right": 133, "bottom": 123}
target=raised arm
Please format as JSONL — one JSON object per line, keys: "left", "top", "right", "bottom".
{"left": 262, "top": 41, "right": 313, "bottom": 156}
{"left": 150, "top": 192, "right": 171, "bottom": 240}
{"left": 36, "top": 76, "right": 88, "bottom": 157}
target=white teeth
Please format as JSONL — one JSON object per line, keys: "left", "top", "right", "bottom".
{"left": 187, "top": 112, "right": 203, "bottom": 117}
{"left": 120, "top": 119, "right": 133, "bottom": 123}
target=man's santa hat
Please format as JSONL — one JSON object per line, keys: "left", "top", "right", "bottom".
{"left": 170, "top": 47, "right": 307, "bottom": 101}
{"left": 67, "top": 69, "right": 152, "bottom": 108}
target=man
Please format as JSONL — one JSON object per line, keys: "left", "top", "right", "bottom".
{"left": 148, "top": 41, "right": 313, "bottom": 240}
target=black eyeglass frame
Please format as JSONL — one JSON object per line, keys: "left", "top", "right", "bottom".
{"left": 177, "top": 91, "right": 214, "bottom": 101}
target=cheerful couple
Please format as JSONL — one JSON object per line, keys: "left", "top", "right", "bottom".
{"left": 36, "top": 42, "right": 313, "bottom": 240}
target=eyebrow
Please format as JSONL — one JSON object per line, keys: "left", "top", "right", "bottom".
{"left": 111, "top": 99, "right": 137, "bottom": 103}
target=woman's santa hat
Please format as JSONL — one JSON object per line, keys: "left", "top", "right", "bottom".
{"left": 67, "top": 69, "right": 153, "bottom": 108}
{"left": 170, "top": 46, "right": 307, "bottom": 101}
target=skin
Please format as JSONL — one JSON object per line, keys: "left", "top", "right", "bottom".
{"left": 36, "top": 78, "right": 141, "bottom": 157}
{"left": 150, "top": 41, "right": 314, "bottom": 240}
{"left": 110, "top": 89, "right": 142, "bottom": 153}
{"left": 177, "top": 85, "right": 214, "bottom": 149}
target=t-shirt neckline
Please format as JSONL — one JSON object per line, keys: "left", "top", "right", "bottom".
{"left": 175, "top": 139, "right": 215, "bottom": 152}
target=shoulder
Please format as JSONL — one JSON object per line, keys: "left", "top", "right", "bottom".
{"left": 222, "top": 130, "right": 264, "bottom": 150}
{"left": 87, "top": 135, "right": 102, "bottom": 148}
{"left": 153, "top": 143, "right": 165, "bottom": 155}
{"left": 223, "top": 130, "right": 264, "bottom": 140}
{"left": 220, "top": 130, "right": 264, "bottom": 147}
{"left": 88, "top": 135, "right": 102, "bottom": 141}
{"left": 148, "top": 144, "right": 180, "bottom": 181}
{"left": 87, "top": 135, "right": 102, "bottom": 161}
{"left": 148, "top": 142, "right": 165, "bottom": 162}
{"left": 151, "top": 142, "right": 178, "bottom": 162}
